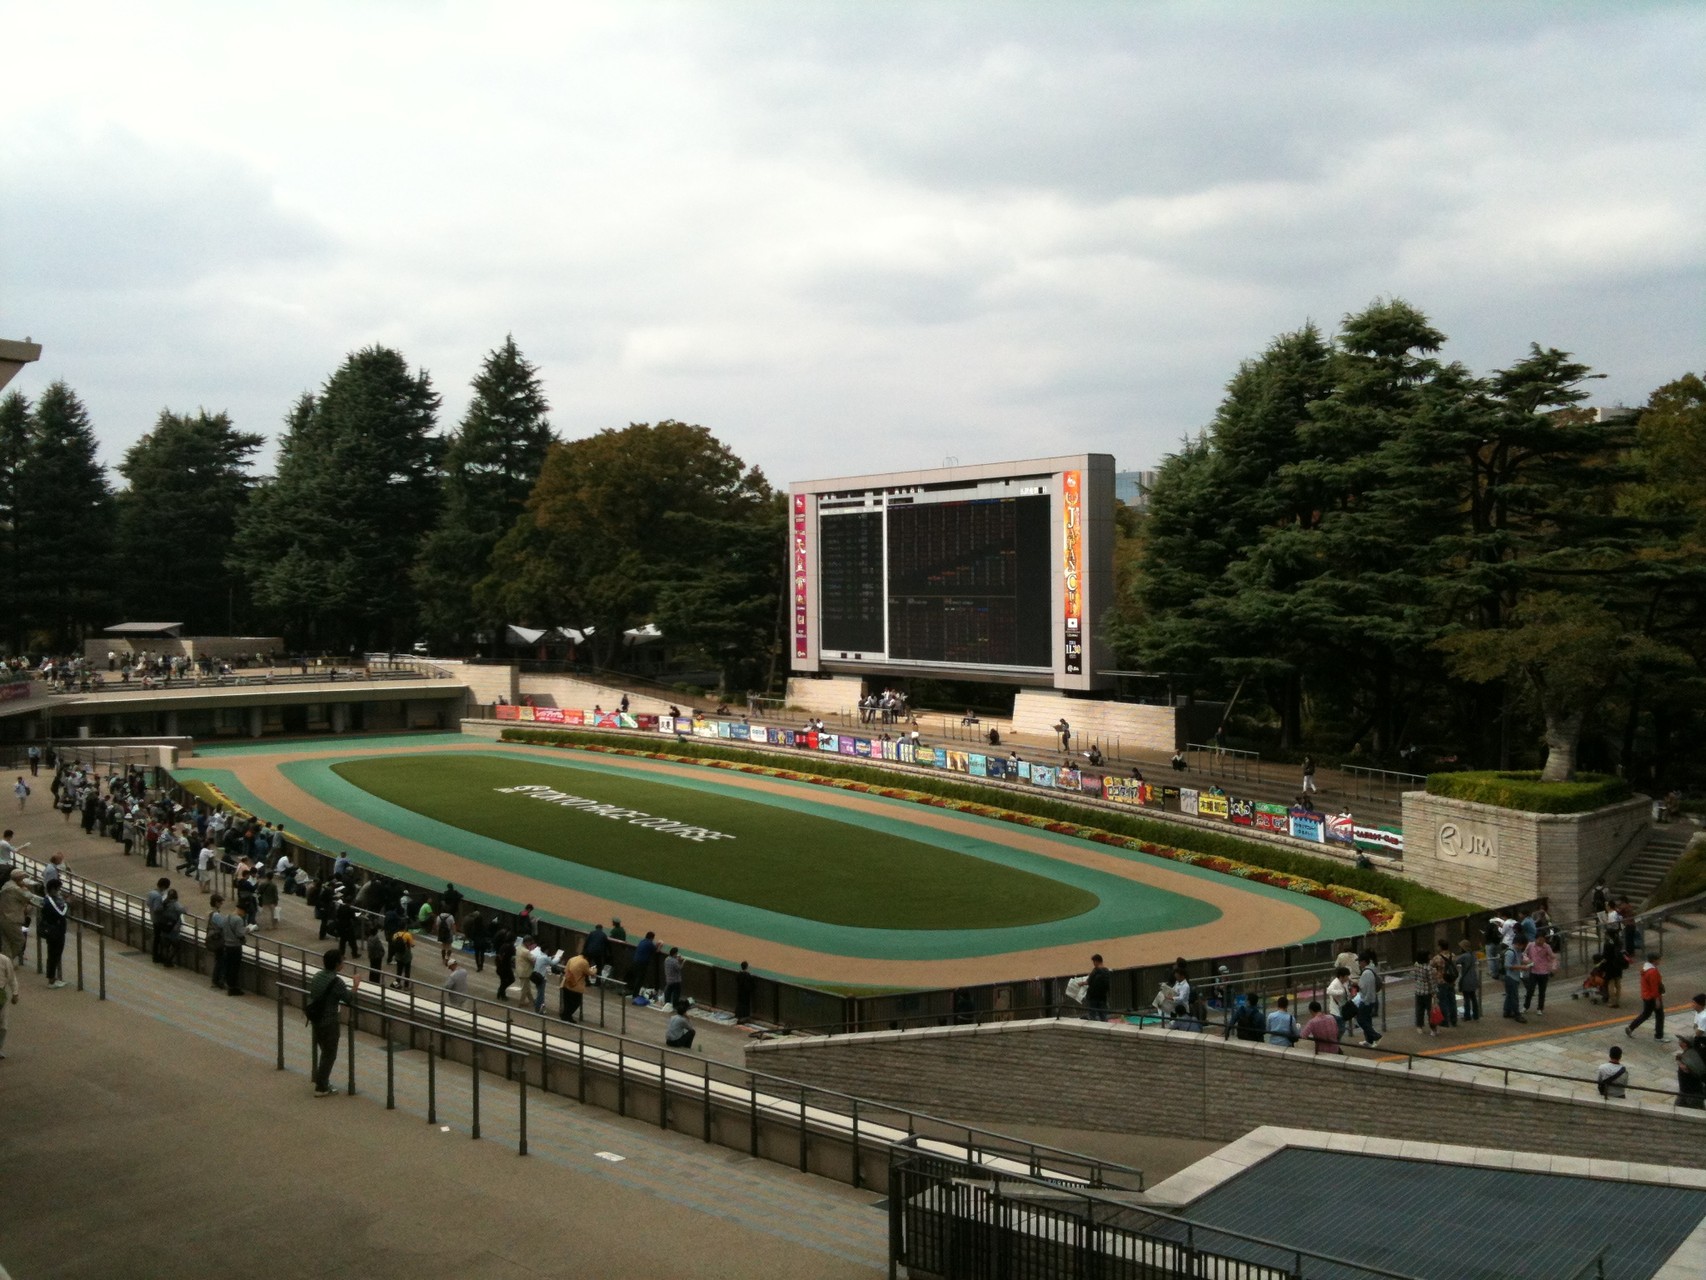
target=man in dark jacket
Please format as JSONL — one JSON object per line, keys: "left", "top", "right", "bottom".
{"left": 306, "top": 949, "right": 360, "bottom": 1098}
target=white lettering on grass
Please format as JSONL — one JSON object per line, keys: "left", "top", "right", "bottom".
{"left": 493, "top": 784, "right": 735, "bottom": 843}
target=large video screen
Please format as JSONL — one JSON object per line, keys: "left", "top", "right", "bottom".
{"left": 792, "top": 454, "right": 1110, "bottom": 689}
{"left": 817, "top": 495, "right": 1051, "bottom": 669}
{"left": 886, "top": 496, "right": 1051, "bottom": 667}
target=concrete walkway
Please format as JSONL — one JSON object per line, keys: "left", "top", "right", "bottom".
{"left": 1, "top": 920, "right": 888, "bottom": 1279}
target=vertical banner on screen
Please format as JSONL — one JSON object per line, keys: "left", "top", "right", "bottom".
{"left": 1062, "top": 469, "right": 1083, "bottom": 676}
{"left": 792, "top": 493, "right": 809, "bottom": 661}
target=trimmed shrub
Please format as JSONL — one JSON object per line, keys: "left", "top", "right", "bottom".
{"left": 1424, "top": 770, "right": 1631, "bottom": 814}
{"left": 499, "top": 726, "right": 1479, "bottom": 923}
{"left": 1649, "top": 838, "right": 1706, "bottom": 908}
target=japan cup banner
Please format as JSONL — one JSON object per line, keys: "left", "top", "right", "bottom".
{"left": 1061, "top": 470, "right": 1083, "bottom": 675}
{"left": 792, "top": 493, "right": 809, "bottom": 660}
{"left": 1254, "top": 802, "right": 1288, "bottom": 833}
{"left": 1354, "top": 824, "right": 1405, "bottom": 854}
{"left": 1057, "top": 766, "right": 1082, "bottom": 790}
{"left": 1197, "top": 793, "right": 1230, "bottom": 820}
{"left": 968, "top": 753, "right": 988, "bottom": 777}
{"left": 839, "top": 737, "right": 859, "bottom": 756}
{"left": 533, "top": 707, "right": 566, "bottom": 724}
{"left": 819, "top": 734, "right": 839, "bottom": 752}
{"left": 1325, "top": 813, "right": 1356, "bottom": 845}
{"left": 516, "top": 705, "right": 535, "bottom": 721}
{"left": 729, "top": 723, "right": 750, "bottom": 740}
{"left": 1032, "top": 765, "right": 1056, "bottom": 789}
{"left": 986, "top": 758, "right": 1008, "bottom": 779}
{"left": 1288, "top": 811, "right": 1325, "bottom": 843}
{"left": 494, "top": 704, "right": 520, "bottom": 720}
{"left": 657, "top": 716, "right": 676, "bottom": 734}
{"left": 563, "top": 709, "right": 586, "bottom": 726}
{"left": 854, "top": 738, "right": 873, "bottom": 757}
{"left": 1229, "top": 796, "right": 1255, "bottom": 827}
{"left": 1179, "top": 787, "right": 1199, "bottom": 816}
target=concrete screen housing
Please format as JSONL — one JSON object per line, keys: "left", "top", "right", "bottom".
{"left": 788, "top": 454, "right": 1115, "bottom": 692}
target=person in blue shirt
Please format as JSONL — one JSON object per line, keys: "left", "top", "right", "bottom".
{"left": 628, "top": 930, "right": 659, "bottom": 997}
{"left": 1265, "top": 995, "right": 1300, "bottom": 1046}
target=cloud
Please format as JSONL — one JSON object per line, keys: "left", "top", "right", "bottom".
{"left": 0, "top": 0, "right": 1700, "bottom": 487}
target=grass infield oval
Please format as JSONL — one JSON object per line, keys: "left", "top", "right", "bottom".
{"left": 331, "top": 753, "right": 1101, "bottom": 930}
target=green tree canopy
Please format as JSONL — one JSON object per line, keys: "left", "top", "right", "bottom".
{"left": 414, "top": 336, "right": 554, "bottom": 650}
{"left": 231, "top": 347, "right": 441, "bottom": 650}
{"left": 115, "top": 409, "right": 265, "bottom": 634}
{"left": 16, "top": 382, "right": 114, "bottom": 648}
{"left": 483, "top": 420, "right": 776, "bottom": 674}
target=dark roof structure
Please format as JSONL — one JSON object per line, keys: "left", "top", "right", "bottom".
{"left": 102, "top": 622, "right": 185, "bottom": 636}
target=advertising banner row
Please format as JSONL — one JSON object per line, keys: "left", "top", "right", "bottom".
{"left": 494, "top": 704, "right": 1405, "bottom": 854}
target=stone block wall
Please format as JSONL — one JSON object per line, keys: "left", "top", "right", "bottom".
{"left": 784, "top": 675, "right": 868, "bottom": 717}
{"left": 748, "top": 1018, "right": 1706, "bottom": 1169}
{"left": 1401, "top": 791, "right": 1649, "bottom": 917}
{"left": 516, "top": 673, "right": 679, "bottom": 716}
{"left": 1011, "top": 690, "right": 1184, "bottom": 754}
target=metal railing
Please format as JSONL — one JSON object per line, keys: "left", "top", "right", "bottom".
{"left": 277, "top": 980, "right": 532, "bottom": 1155}
{"left": 1184, "top": 741, "right": 1262, "bottom": 782}
{"left": 1341, "top": 764, "right": 1426, "bottom": 803}
{"left": 41, "top": 854, "right": 1147, "bottom": 1195}
{"left": 31, "top": 911, "right": 107, "bottom": 999}
{"left": 890, "top": 1141, "right": 1422, "bottom": 1280}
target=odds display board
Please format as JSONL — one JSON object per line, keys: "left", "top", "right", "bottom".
{"left": 789, "top": 454, "right": 1114, "bottom": 689}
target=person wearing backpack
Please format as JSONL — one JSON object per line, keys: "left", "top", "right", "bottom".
{"left": 1431, "top": 941, "right": 1459, "bottom": 1028}
{"left": 306, "top": 949, "right": 360, "bottom": 1098}
{"left": 1348, "top": 953, "right": 1382, "bottom": 1048}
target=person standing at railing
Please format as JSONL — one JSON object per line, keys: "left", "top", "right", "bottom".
{"left": 663, "top": 947, "right": 684, "bottom": 1007}
{"left": 37, "top": 881, "right": 69, "bottom": 986}
{"left": 559, "top": 953, "right": 590, "bottom": 1022}
{"left": 219, "top": 899, "right": 250, "bottom": 996}
{"left": 307, "top": 949, "right": 360, "bottom": 1098}
{"left": 1431, "top": 942, "right": 1459, "bottom": 1029}
{"left": 493, "top": 926, "right": 516, "bottom": 1000}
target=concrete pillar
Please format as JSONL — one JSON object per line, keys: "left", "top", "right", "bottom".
{"left": 248, "top": 707, "right": 264, "bottom": 739}
{"left": 164, "top": 711, "right": 179, "bottom": 736}
{"left": 332, "top": 702, "right": 350, "bottom": 733}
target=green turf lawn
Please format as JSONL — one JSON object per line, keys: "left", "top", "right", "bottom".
{"left": 332, "top": 753, "right": 1100, "bottom": 930}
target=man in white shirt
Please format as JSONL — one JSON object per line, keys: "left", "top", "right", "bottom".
{"left": 1692, "top": 993, "right": 1706, "bottom": 1036}
{"left": 1326, "top": 967, "right": 1353, "bottom": 1033}
{"left": 443, "top": 957, "right": 470, "bottom": 1008}
{"left": 1595, "top": 1045, "right": 1628, "bottom": 1099}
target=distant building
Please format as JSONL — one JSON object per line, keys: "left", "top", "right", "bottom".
{"left": 1114, "top": 469, "right": 1158, "bottom": 512}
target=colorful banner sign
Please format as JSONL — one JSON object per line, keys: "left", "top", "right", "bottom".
{"left": 1179, "top": 787, "right": 1199, "bottom": 816}
{"left": 792, "top": 493, "right": 809, "bottom": 661}
{"left": 1062, "top": 469, "right": 1083, "bottom": 676}
{"left": 1229, "top": 796, "right": 1255, "bottom": 827}
{"left": 1254, "top": 801, "right": 1289, "bottom": 833}
{"left": 1325, "top": 813, "right": 1356, "bottom": 845}
{"left": 1354, "top": 824, "right": 1405, "bottom": 855}
{"left": 1198, "top": 793, "right": 1230, "bottom": 820}
{"left": 494, "top": 704, "right": 520, "bottom": 720}
{"left": 1288, "top": 810, "right": 1325, "bottom": 843}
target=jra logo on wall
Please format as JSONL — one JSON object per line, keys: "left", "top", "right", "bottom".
{"left": 493, "top": 784, "right": 736, "bottom": 843}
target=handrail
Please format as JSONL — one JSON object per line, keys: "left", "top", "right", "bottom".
{"left": 893, "top": 1137, "right": 1423, "bottom": 1280}
{"left": 278, "top": 979, "right": 531, "bottom": 1153}
{"left": 43, "top": 854, "right": 1146, "bottom": 1191}
{"left": 1578, "top": 820, "right": 1653, "bottom": 913}
{"left": 1183, "top": 741, "right": 1261, "bottom": 782}
{"left": 1342, "top": 763, "right": 1426, "bottom": 802}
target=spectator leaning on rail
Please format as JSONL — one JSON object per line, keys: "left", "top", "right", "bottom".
{"left": 306, "top": 948, "right": 360, "bottom": 1098}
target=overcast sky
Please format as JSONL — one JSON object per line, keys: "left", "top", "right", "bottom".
{"left": 3, "top": 1, "right": 1701, "bottom": 486}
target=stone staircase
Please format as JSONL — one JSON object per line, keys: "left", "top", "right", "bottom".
{"left": 1616, "top": 823, "right": 1698, "bottom": 906}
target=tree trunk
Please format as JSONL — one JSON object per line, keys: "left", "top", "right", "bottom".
{"left": 1540, "top": 706, "right": 1585, "bottom": 783}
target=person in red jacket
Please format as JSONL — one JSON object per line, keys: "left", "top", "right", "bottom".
{"left": 1627, "top": 953, "right": 1666, "bottom": 1040}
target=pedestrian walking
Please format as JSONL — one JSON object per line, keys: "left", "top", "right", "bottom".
{"left": 1300, "top": 756, "right": 1317, "bottom": 795}
{"left": 1627, "top": 953, "right": 1667, "bottom": 1040}
{"left": 14, "top": 777, "right": 29, "bottom": 812}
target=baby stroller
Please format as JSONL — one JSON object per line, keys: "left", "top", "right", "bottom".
{"left": 1573, "top": 957, "right": 1609, "bottom": 1004}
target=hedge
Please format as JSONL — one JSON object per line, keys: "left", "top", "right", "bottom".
{"left": 499, "top": 726, "right": 1479, "bottom": 923}
{"left": 1424, "top": 770, "right": 1631, "bottom": 814}
{"left": 1648, "top": 838, "right": 1706, "bottom": 908}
